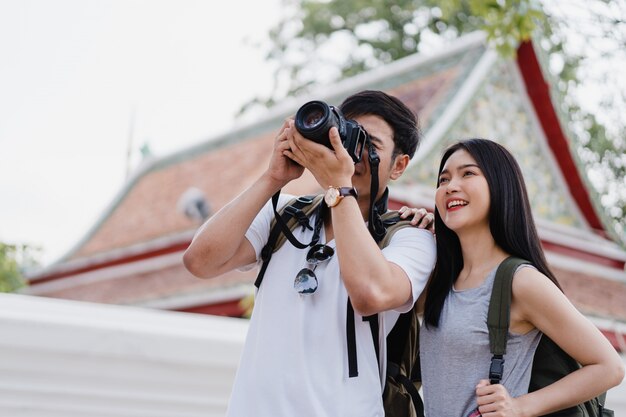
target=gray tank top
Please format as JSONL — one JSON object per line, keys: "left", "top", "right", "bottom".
{"left": 420, "top": 266, "right": 541, "bottom": 417}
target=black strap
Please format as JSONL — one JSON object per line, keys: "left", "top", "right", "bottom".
{"left": 347, "top": 305, "right": 380, "bottom": 379}
{"left": 397, "top": 372, "right": 425, "bottom": 416}
{"left": 346, "top": 299, "right": 359, "bottom": 377}
{"left": 367, "top": 144, "right": 386, "bottom": 242}
{"left": 487, "top": 256, "right": 530, "bottom": 383}
{"left": 489, "top": 354, "right": 505, "bottom": 385}
{"left": 254, "top": 222, "right": 284, "bottom": 288}
{"left": 270, "top": 191, "right": 313, "bottom": 250}
{"left": 387, "top": 360, "right": 424, "bottom": 416}
{"left": 364, "top": 313, "right": 380, "bottom": 363}
{"left": 254, "top": 192, "right": 323, "bottom": 288}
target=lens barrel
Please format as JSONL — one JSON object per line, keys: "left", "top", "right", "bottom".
{"left": 294, "top": 100, "right": 366, "bottom": 163}
{"left": 294, "top": 101, "right": 338, "bottom": 147}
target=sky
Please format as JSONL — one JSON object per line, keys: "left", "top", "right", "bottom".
{"left": 0, "top": 0, "right": 281, "bottom": 266}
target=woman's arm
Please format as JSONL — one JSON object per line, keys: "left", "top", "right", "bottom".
{"left": 507, "top": 268, "right": 624, "bottom": 416}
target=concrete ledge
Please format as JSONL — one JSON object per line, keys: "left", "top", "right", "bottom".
{"left": 0, "top": 293, "right": 248, "bottom": 417}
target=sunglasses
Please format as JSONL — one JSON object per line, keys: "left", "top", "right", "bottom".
{"left": 294, "top": 243, "right": 335, "bottom": 295}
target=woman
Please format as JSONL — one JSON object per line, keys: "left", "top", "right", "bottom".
{"left": 419, "top": 139, "right": 623, "bottom": 416}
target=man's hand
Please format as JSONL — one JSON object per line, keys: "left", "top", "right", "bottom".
{"left": 398, "top": 206, "right": 435, "bottom": 233}
{"left": 284, "top": 121, "right": 354, "bottom": 188}
{"left": 265, "top": 119, "right": 305, "bottom": 186}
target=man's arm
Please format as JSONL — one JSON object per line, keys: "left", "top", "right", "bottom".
{"left": 331, "top": 198, "right": 435, "bottom": 316}
{"left": 183, "top": 176, "right": 278, "bottom": 278}
{"left": 183, "top": 120, "right": 303, "bottom": 278}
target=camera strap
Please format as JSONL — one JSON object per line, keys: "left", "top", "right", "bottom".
{"left": 254, "top": 192, "right": 324, "bottom": 289}
{"left": 367, "top": 141, "right": 387, "bottom": 242}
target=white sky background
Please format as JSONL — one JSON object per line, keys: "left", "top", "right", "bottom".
{"left": 0, "top": 0, "right": 281, "bottom": 266}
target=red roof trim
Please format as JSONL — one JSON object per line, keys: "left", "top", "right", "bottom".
{"left": 600, "top": 329, "right": 625, "bottom": 353}
{"left": 542, "top": 241, "right": 624, "bottom": 270}
{"left": 177, "top": 299, "right": 245, "bottom": 318}
{"left": 516, "top": 41, "right": 604, "bottom": 233}
{"left": 28, "top": 241, "right": 191, "bottom": 284}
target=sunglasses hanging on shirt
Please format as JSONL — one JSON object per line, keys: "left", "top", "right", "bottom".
{"left": 294, "top": 243, "right": 335, "bottom": 295}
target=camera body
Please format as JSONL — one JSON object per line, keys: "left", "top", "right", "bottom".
{"left": 294, "top": 100, "right": 367, "bottom": 163}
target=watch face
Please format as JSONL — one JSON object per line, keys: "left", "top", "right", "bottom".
{"left": 324, "top": 187, "right": 340, "bottom": 206}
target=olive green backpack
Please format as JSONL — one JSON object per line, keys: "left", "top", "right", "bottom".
{"left": 488, "top": 257, "right": 614, "bottom": 417}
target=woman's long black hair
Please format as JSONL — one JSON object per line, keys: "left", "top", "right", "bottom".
{"left": 423, "top": 138, "right": 562, "bottom": 328}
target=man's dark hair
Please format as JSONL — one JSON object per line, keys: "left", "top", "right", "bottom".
{"left": 340, "top": 90, "right": 420, "bottom": 158}
{"left": 423, "top": 138, "right": 562, "bottom": 328}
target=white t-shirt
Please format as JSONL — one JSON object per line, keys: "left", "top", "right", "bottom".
{"left": 226, "top": 195, "right": 436, "bottom": 417}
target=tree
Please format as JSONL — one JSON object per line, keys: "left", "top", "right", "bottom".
{"left": 0, "top": 242, "right": 39, "bottom": 293}
{"left": 243, "top": 0, "right": 626, "bottom": 244}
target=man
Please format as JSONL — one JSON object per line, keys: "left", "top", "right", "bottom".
{"left": 183, "top": 90, "right": 436, "bottom": 417}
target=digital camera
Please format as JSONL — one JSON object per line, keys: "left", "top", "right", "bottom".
{"left": 294, "top": 100, "right": 368, "bottom": 163}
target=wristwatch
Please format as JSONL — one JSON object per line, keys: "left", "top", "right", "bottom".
{"left": 324, "top": 186, "right": 358, "bottom": 208}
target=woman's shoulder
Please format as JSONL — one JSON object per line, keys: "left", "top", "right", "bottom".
{"left": 511, "top": 264, "right": 565, "bottom": 308}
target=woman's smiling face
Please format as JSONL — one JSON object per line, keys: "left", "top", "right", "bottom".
{"left": 435, "top": 148, "right": 491, "bottom": 234}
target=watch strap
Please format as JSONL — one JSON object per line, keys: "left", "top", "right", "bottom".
{"left": 336, "top": 186, "right": 357, "bottom": 198}
{"left": 326, "top": 186, "right": 357, "bottom": 208}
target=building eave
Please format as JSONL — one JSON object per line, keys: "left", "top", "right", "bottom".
{"left": 26, "top": 230, "right": 195, "bottom": 284}
{"left": 516, "top": 41, "right": 606, "bottom": 234}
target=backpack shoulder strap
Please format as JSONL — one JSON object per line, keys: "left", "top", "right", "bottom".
{"left": 272, "top": 194, "right": 324, "bottom": 252}
{"left": 377, "top": 210, "right": 415, "bottom": 249}
{"left": 487, "top": 256, "right": 531, "bottom": 383}
{"left": 253, "top": 194, "right": 323, "bottom": 289}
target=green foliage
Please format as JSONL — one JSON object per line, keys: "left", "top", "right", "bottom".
{"left": 426, "top": 0, "right": 544, "bottom": 56}
{"left": 239, "top": 293, "right": 255, "bottom": 319}
{"left": 262, "top": 0, "right": 427, "bottom": 100}
{"left": 0, "top": 243, "right": 39, "bottom": 293}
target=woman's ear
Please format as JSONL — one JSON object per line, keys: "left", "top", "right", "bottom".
{"left": 390, "top": 154, "right": 410, "bottom": 180}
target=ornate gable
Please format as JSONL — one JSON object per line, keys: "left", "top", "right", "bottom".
{"left": 399, "top": 59, "right": 586, "bottom": 229}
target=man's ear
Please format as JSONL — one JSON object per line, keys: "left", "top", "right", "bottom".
{"left": 390, "top": 154, "right": 410, "bottom": 180}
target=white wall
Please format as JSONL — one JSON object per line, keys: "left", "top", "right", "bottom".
{"left": 0, "top": 293, "right": 248, "bottom": 417}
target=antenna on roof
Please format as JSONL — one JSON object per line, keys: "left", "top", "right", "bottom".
{"left": 177, "top": 187, "right": 211, "bottom": 223}
{"left": 125, "top": 106, "right": 136, "bottom": 179}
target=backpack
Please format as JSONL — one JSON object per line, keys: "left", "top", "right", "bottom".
{"left": 254, "top": 194, "right": 425, "bottom": 417}
{"left": 487, "top": 257, "right": 614, "bottom": 417}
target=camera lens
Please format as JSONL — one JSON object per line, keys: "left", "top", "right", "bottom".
{"left": 294, "top": 99, "right": 366, "bottom": 163}
{"left": 295, "top": 101, "right": 336, "bottom": 146}
{"left": 303, "top": 109, "right": 325, "bottom": 129}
